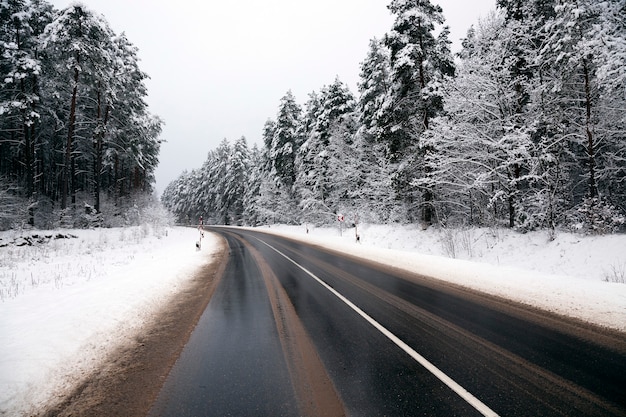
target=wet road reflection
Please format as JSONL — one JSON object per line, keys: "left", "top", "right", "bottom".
{"left": 148, "top": 228, "right": 626, "bottom": 417}
{"left": 148, "top": 234, "right": 298, "bottom": 416}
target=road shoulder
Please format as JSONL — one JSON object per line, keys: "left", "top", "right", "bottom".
{"left": 40, "top": 235, "right": 228, "bottom": 417}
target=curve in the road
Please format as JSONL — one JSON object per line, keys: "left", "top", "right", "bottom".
{"left": 148, "top": 228, "right": 626, "bottom": 417}
{"left": 257, "top": 236, "right": 499, "bottom": 417}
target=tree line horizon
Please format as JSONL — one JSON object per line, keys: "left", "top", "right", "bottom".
{"left": 163, "top": 0, "right": 625, "bottom": 234}
{"left": 2, "top": 0, "right": 624, "bottom": 234}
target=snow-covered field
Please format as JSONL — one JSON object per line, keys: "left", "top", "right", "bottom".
{"left": 259, "top": 224, "right": 626, "bottom": 332}
{"left": 0, "top": 226, "right": 218, "bottom": 416}
{"left": 1, "top": 223, "right": 625, "bottom": 416}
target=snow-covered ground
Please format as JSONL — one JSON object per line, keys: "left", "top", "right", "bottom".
{"left": 0, "top": 226, "right": 218, "bottom": 416}
{"left": 1, "top": 223, "right": 625, "bottom": 416}
{"left": 257, "top": 224, "right": 626, "bottom": 333}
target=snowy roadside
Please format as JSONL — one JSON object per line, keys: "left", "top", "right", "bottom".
{"left": 1, "top": 223, "right": 624, "bottom": 416}
{"left": 0, "top": 226, "right": 219, "bottom": 416}
{"left": 255, "top": 224, "right": 626, "bottom": 333}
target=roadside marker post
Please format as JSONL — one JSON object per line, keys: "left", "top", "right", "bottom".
{"left": 338, "top": 213, "right": 344, "bottom": 236}
{"left": 197, "top": 216, "right": 204, "bottom": 250}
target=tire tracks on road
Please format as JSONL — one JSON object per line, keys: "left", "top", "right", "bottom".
{"left": 230, "top": 232, "right": 346, "bottom": 417}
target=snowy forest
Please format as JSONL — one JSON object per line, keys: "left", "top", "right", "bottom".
{"left": 0, "top": 0, "right": 162, "bottom": 230}
{"left": 163, "top": 0, "right": 626, "bottom": 234}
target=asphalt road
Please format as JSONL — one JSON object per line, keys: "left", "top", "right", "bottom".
{"left": 148, "top": 228, "right": 626, "bottom": 417}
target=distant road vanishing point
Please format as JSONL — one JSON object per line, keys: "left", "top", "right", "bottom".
{"left": 148, "top": 227, "right": 626, "bottom": 417}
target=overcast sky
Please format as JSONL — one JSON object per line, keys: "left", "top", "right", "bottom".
{"left": 48, "top": 0, "right": 496, "bottom": 194}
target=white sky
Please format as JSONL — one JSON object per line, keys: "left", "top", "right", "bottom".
{"left": 47, "top": 0, "right": 496, "bottom": 194}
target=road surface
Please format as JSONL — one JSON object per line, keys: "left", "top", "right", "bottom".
{"left": 148, "top": 228, "right": 626, "bottom": 417}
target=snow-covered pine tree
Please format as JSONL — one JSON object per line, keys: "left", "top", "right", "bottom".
{"left": 356, "top": 39, "right": 398, "bottom": 223}
{"left": 208, "top": 139, "right": 231, "bottom": 224}
{"left": 100, "top": 32, "right": 162, "bottom": 210}
{"left": 295, "top": 78, "right": 357, "bottom": 225}
{"left": 382, "top": 0, "right": 455, "bottom": 224}
{"left": 254, "top": 118, "right": 290, "bottom": 224}
{"left": 242, "top": 143, "right": 264, "bottom": 226}
{"left": 41, "top": 4, "right": 118, "bottom": 210}
{"left": 320, "top": 78, "right": 358, "bottom": 220}
{"left": 224, "top": 136, "right": 249, "bottom": 225}
{"left": 0, "top": 0, "right": 52, "bottom": 199}
{"left": 261, "top": 118, "right": 276, "bottom": 170}
{"left": 161, "top": 169, "right": 196, "bottom": 224}
{"left": 295, "top": 91, "right": 325, "bottom": 223}
{"left": 270, "top": 90, "right": 302, "bottom": 196}
{"left": 0, "top": 1, "right": 164, "bottom": 228}
{"left": 358, "top": 38, "right": 391, "bottom": 144}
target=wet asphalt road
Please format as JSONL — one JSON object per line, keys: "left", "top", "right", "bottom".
{"left": 149, "top": 228, "right": 626, "bottom": 417}
{"left": 148, "top": 231, "right": 299, "bottom": 416}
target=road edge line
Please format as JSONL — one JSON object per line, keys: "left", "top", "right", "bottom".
{"left": 257, "top": 237, "right": 500, "bottom": 417}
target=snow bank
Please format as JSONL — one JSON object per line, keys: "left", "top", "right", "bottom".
{"left": 256, "top": 224, "right": 626, "bottom": 332}
{"left": 0, "top": 226, "right": 219, "bottom": 416}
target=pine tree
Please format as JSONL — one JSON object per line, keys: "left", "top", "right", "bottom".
{"left": 295, "top": 91, "right": 324, "bottom": 222}
{"left": 381, "top": 0, "right": 455, "bottom": 224}
{"left": 0, "top": 0, "right": 53, "bottom": 204}
{"left": 358, "top": 38, "right": 391, "bottom": 143}
{"left": 242, "top": 143, "right": 264, "bottom": 226}
{"left": 41, "top": 4, "right": 118, "bottom": 209}
{"left": 270, "top": 90, "right": 301, "bottom": 194}
{"left": 295, "top": 78, "right": 357, "bottom": 224}
{"left": 225, "top": 136, "right": 249, "bottom": 225}
{"left": 381, "top": 0, "right": 454, "bottom": 160}
{"left": 100, "top": 32, "right": 160, "bottom": 209}
{"left": 0, "top": 1, "right": 162, "bottom": 229}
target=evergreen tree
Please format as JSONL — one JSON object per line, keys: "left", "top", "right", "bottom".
{"left": 261, "top": 118, "right": 276, "bottom": 169}
{"left": 381, "top": 0, "right": 454, "bottom": 159}
{"left": 42, "top": 4, "right": 116, "bottom": 209}
{"left": 101, "top": 32, "right": 161, "bottom": 209}
{"left": 225, "top": 136, "right": 249, "bottom": 225}
{"left": 295, "top": 91, "right": 324, "bottom": 222}
{"left": 211, "top": 139, "right": 231, "bottom": 224}
{"left": 295, "top": 78, "right": 357, "bottom": 224}
{"left": 242, "top": 143, "right": 264, "bottom": 226}
{"left": 381, "top": 0, "right": 455, "bottom": 224}
{"left": 162, "top": 0, "right": 625, "bottom": 235}
{"left": 358, "top": 38, "right": 391, "bottom": 143}
{"left": 0, "top": 0, "right": 162, "bottom": 229}
{"left": 270, "top": 90, "right": 301, "bottom": 194}
{"left": 0, "top": 0, "right": 53, "bottom": 206}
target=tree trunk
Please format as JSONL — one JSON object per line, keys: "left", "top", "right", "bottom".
{"left": 582, "top": 58, "right": 597, "bottom": 199}
{"left": 20, "top": 84, "right": 33, "bottom": 197}
{"left": 61, "top": 56, "right": 80, "bottom": 210}
{"left": 71, "top": 156, "right": 76, "bottom": 206}
{"left": 423, "top": 189, "right": 433, "bottom": 225}
{"left": 416, "top": 18, "right": 429, "bottom": 131}
{"left": 508, "top": 163, "right": 521, "bottom": 228}
{"left": 93, "top": 87, "right": 108, "bottom": 213}
{"left": 114, "top": 153, "right": 119, "bottom": 202}
{"left": 508, "top": 194, "right": 515, "bottom": 228}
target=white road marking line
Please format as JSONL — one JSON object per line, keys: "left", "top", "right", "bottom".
{"left": 257, "top": 238, "right": 500, "bottom": 417}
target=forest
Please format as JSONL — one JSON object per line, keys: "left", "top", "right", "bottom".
{"left": 0, "top": 0, "right": 162, "bottom": 230}
{"left": 162, "top": 0, "right": 626, "bottom": 235}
